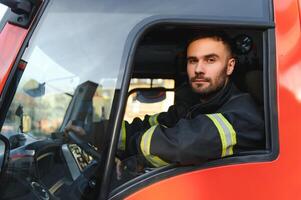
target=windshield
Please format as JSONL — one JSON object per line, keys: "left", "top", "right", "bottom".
{"left": 1, "top": 45, "right": 118, "bottom": 140}
{"left": 1, "top": 0, "right": 142, "bottom": 140}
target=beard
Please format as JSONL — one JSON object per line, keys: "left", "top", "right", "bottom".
{"left": 189, "top": 67, "right": 228, "bottom": 100}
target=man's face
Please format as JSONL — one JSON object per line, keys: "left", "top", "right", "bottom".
{"left": 186, "top": 37, "right": 235, "bottom": 97}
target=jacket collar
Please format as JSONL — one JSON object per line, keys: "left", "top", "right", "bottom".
{"left": 187, "top": 80, "right": 238, "bottom": 118}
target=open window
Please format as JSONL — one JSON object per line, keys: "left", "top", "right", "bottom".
{"left": 110, "top": 22, "right": 277, "bottom": 197}
{"left": 130, "top": 25, "right": 265, "bottom": 109}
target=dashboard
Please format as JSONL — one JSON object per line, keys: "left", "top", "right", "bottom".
{"left": 0, "top": 138, "right": 97, "bottom": 200}
{"left": 68, "top": 144, "right": 94, "bottom": 172}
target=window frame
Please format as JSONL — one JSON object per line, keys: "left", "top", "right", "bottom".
{"left": 103, "top": 16, "right": 278, "bottom": 199}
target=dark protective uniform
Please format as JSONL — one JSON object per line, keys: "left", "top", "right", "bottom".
{"left": 119, "top": 81, "right": 265, "bottom": 167}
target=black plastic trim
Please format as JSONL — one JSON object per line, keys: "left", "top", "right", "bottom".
{"left": 269, "top": 0, "right": 275, "bottom": 21}
{"left": 99, "top": 16, "right": 278, "bottom": 200}
{"left": 264, "top": 29, "right": 279, "bottom": 157}
{"left": 0, "top": 134, "right": 10, "bottom": 178}
{"left": 0, "top": 0, "right": 42, "bottom": 29}
{"left": 0, "top": 0, "right": 49, "bottom": 129}
{"left": 6, "top": 8, "right": 36, "bottom": 28}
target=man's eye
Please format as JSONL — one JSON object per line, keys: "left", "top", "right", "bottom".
{"left": 207, "top": 58, "right": 216, "bottom": 63}
{"left": 188, "top": 59, "right": 197, "bottom": 64}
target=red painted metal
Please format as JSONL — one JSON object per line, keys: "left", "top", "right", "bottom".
{"left": 0, "top": 22, "right": 28, "bottom": 95}
{"left": 126, "top": 0, "right": 301, "bottom": 199}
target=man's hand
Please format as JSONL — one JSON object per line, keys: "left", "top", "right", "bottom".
{"left": 64, "top": 120, "right": 86, "bottom": 139}
{"left": 115, "top": 157, "right": 123, "bottom": 180}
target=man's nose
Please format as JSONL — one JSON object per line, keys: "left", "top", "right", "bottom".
{"left": 195, "top": 62, "right": 204, "bottom": 74}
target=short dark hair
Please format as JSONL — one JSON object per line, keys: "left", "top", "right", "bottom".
{"left": 187, "top": 31, "right": 234, "bottom": 57}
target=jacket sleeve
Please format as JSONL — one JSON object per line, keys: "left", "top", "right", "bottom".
{"left": 118, "top": 102, "right": 189, "bottom": 151}
{"left": 137, "top": 113, "right": 238, "bottom": 167}
{"left": 156, "top": 102, "right": 189, "bottom": 127}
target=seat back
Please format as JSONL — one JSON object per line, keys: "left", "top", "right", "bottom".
{"left": 244, "top": 70, "right": 263, "bottom": 106}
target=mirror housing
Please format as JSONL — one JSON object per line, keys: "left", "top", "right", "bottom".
{"left": 23, "top": 79, "right": 45, "bottom": 97}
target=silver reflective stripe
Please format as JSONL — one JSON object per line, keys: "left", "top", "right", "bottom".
{"left": 206, "top": 113, "right": 237, "bottom": 157}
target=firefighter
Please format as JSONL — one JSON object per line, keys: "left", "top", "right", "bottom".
{"left": 65, "top": 32, "right": 265, "bottom": 168}
{"left": 117, "top": 32, "right": 265, "bottom": 167}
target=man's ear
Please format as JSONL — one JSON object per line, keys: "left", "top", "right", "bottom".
{"left": 226, "top": 58, "right": 235, "bottom": 75}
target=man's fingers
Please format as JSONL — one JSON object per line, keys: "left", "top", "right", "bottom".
{"left": 64, "top": 124, "right": 86, "bottom": 136}
{"left": 115, "top": 158, "right": 123, "bottom": 180}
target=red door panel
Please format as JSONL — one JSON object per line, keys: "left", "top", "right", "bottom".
{"left": 0, "top": 23, "right": 28, "bottom": 94}
{"left": 126, "top": 0, "right": 301, "bottom": 199}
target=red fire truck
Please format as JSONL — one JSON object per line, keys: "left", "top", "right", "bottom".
{"left": 0, "top": 0, "right": 299, "bottom": 199}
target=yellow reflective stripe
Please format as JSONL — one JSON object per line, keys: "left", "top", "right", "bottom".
{"left": 206, "top": 114, "right": 228, "bottom": 157}
{"left": 140, "top": 125, "right": 169, "bottom": 167}
{"left": 148, "top": 113, "right": 159, "bottom": 127}
{"left": 206, "top": 113, "right": 237, "bottom": 157}
{"left": 217, "top": 113, "right": 237, "bottom": 155}
{"left": 118, "top": 121, "right": 126, "bottom": 151}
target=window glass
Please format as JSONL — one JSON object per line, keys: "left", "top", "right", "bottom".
{"left": 0, "top": 4, "right": 8, "bottom": 21}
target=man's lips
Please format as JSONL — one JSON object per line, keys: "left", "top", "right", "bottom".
{"left": 192, "top": 78, "right": 208, "bottom": 83}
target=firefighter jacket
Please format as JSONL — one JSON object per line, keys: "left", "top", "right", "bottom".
{"left": 119, "top": 81, "right": 265, "bottom": 167}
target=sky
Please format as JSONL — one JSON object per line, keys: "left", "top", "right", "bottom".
{"left": 0, "top": 4, "right": 8, "bottom": 20}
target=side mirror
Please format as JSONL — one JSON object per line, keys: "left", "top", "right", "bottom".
{"left": 23, "top": 79, "right": 45, "bottom": 97}
{"left": 0, "top": 135, "right": 10, "bottom": 176}
{"left": 135, "top": 88, "right": 166, "bottom": 103}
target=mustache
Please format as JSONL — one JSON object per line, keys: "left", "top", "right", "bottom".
{"left": 190, "top": 75, "right": 211, "bottom": 82}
